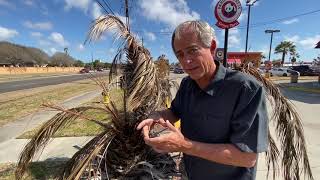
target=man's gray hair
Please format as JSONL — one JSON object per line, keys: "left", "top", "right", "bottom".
{"left": 171, "top": 20, "right": 217, "bottom": 53}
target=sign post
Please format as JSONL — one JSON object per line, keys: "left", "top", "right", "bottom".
{"left": 214, "top": 0, "right": 242, "bottom": 67}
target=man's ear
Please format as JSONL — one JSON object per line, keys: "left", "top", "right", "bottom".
{"left": 210, "top": 40, "right": 217, "bottom": 54}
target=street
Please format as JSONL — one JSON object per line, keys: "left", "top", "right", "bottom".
{"left": 0, "top": 72, "right": 108, "bottom": 93}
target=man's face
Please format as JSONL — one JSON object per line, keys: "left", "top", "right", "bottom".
{"left": 174, "top": 32, "right": 215, "bottom": 80}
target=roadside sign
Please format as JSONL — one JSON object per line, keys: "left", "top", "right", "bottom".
{"left": 214, "top": 0, "right": 242, "bottom": 29}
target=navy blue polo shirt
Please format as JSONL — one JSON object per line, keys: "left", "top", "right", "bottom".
{"left": 170, "top": 61, "right": 268, "bottom": 180}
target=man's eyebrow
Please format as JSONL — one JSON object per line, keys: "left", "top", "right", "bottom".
{"left": 176, "top": 45, "right": 199, "bottom": 54}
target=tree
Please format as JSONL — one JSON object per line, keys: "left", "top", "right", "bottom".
{"left": 74, "top": 60, "right": 85, "bottom": 67}
{"left": 274, "top": 41, "right": 297, "bottom": 66}
{"left": 50, "top": 52, "right": 76, "bottom": 67}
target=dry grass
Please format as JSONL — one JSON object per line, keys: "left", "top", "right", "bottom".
{"left": 18, "top": 89, "right": 123, "bottom": 138}
{"left": 0, "top": 79, "right": 98, "bottom": 127}
{"left": 285, "top": 86, "right": 320, "bottom": 94}
{"left": 268, "top": 76, "right": 318, "bottom": 81}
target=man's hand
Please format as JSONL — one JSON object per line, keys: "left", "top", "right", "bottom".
{"left": 138, "top": 120, "right": 190, "bottom": 154}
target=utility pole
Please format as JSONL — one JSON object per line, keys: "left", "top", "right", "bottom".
{"left": 245, "top": 0, "right": 258, "bottom": 54}
{"left": 265, "top": 29, "right": 280, "bottom": 61}
{"left": 125, "top": 0, "right": 130, "bottom": 32}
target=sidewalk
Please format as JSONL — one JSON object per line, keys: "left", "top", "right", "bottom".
{"left": 0, "top": 90, "right": 101, "bottom": 163}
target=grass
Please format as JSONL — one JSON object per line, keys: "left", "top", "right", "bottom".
{"left": 0, "top": 79, "right": 99, "bottom": 127}
{"left": 268, "top": 76, "right": 318, "bottom": 81}
{"left": 18, "top": 88, "right": 124, "bottom": 138}
{"left": 286, "top": 86, "right": 320, "bottom": 94}
{"left": 0, "top": 160, "right": 67, "bottom": 180}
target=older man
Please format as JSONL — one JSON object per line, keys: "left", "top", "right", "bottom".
{"left": 137, "top": 20, "right": 268, "bottom": 180}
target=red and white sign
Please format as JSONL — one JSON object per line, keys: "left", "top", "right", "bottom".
{"left": 215, "top": 0, "right": 242, "bottom": 29}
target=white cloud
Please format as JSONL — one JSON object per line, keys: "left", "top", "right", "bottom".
{"left": 64, "top": 0, "right": 90, "bottom": 12}
{"left": 0, "top": 26, "right": 18, "bottom": 40}
{"left": 238, "top": 11, "right": 247, "bottom": 22}
{"left": 282, "top": 18, "right": 299, "bottom": 25}
{"left": 229, "top": 35, "right": 241, "bottom": 47}
{"left": 145, "top": 32, "right": 156, "bottom": 41}
{"left": 49, "top": 32, "right": 69, "bottom": 47}
{"left": 64, "top": 0, "right": 102, "bottom": 19}
{"left": 23, "top": 21, "right": 53, "bottom": 30}
{"left": 139, "top": 0, "right": 200, "bottom": 28}
{"left": 50, "top": 47, "right": 57, "bottom": 54}
{"left": 77, "top": 43, "right": 85, "bottom": 51}
{"left": 0, "top": 0, "right": 15, "bottom": 8}
{"left": 38, "top": 39, "right": 51, "bottom": 46}
{"left": 299, "top": 35, "right": 320, "bottom": 49}
{"left": 30, "top": 32, "right": 43, "bottom": 38}
{"left": 284, "top": 35, "right": 300, "bottom": 43}
{"left": 92, "top": 2, "right": 102, "bottom": 19}
{"left": 23, "top": 0, "right": 34, "bottom": 6}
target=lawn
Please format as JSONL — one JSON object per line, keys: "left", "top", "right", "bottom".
{"left": 0, "top": 79, "right": 99, "bottom": 127}
{"left": 18, "top": 88, "right": 124, "bottom": 138}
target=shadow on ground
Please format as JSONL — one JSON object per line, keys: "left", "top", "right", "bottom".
{"left": 278, "top": 81, "right": 320, "bottom": 104}
{"left": 0, "top": 157, "right": 69, "bottom": 180}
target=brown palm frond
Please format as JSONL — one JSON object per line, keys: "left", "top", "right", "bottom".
{"left": 61, "top": 131, "right": 115, "bottom": 180}
{"left": 239, "top": 65, "right": 313, "bottom": 180}
{"left": 15, "top": 105, "right": 113, "bottom": 180}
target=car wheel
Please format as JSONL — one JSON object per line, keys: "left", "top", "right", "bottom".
{"left": 283, "top": 73, "right": 287, "bottom": 77}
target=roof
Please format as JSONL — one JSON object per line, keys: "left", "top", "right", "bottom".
{"left": 315, "top": 41, "right": 320, "bottom": 48}
{"left": 228, "top": 52, "right": 262, "bottom": 55}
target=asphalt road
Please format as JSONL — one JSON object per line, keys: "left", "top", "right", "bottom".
{"left": 0, "top": 72, "right": 108, "bottom": 93}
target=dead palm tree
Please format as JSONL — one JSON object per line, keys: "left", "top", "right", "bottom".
{"left": 275, "top": 41, "right": 297, "bottom": 66}
{"left": 15, "top": 14, "right": 179, "bottom": 180}
{"left": 238, "top": 64, "right": 313, "bottom": 180}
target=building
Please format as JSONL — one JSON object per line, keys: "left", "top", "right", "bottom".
{"left": 227, "top": 52, "right": 262, "bottom": 67}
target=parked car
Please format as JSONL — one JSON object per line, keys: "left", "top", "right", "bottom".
{"left": 174, "top": 67, "right": 184, "bottom": 74}
{"left": 80, "top": 68, "right": 89, "bottom": 73}
{"left": 289, "top": 65, "right": 318, "bottom": 76}
{"left": 269, "top": 68, "right": 291, "bottom": 77}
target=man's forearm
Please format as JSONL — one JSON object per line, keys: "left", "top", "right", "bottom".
{"left": 181, "top": 140, "right": 257, "bottom": 168}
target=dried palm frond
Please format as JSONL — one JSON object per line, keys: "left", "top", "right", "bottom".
{"left": 238, "top": 65, "right": 313, "bottom": 180}
{"left": 16, "top": 14, "right": 179, "bottom": 180}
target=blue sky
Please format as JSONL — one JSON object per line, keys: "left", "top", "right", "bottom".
{"left": 0, "top": 0, "right": 319, "bottom": 63}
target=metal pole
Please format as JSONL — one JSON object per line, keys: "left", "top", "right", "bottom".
{"left": 245, "top": 5, "right": 251, "bottom": 54}
{"left": 223, "top": 28, "right": 229, "bottom": 67}
{"left": 268, "top": 32, "right": 273, "bottom": 61}
{"left": 125, "top": 0, "right": 130, "bottom": 32}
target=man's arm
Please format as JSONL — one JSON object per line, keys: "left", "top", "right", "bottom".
{"left": 182, "top": 140, "right": 257, "bottom": 168}
{"left": 144, "top": 120, "right": 257, "bottom": 168}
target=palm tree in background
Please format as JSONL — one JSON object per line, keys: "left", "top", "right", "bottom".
{"left": 274, "top": 41, "right": 297, "bottom": 65}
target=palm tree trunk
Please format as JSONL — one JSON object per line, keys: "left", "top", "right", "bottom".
{"left": 281, "top": 51, "right": 286, "bottom": 66}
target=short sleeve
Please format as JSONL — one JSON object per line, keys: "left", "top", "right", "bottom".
{"left": 169, "top": 78, "right": 186, "bottom": 119}
{"left": 230, "top": 84, "right": 268, "bottom": 153}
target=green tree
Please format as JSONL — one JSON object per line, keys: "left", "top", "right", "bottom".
{"left": 74, "top": 60, "right": 85, "bottom": 67}
{"left": 274, "top": 41, "right": 297, "bottom": 66}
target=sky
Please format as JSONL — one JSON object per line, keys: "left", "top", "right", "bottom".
{"left": 0, "top": 0, "right": 319, "bottom": 63}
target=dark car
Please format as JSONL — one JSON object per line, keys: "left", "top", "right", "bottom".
{"left": 289, "top": 65, "right": 318, "bottom": 76}
{"left": 174, "top": 67, "right": 184, "bottom": 74}
{"left": 80, "top": 68, "right": 89, "bottom": 73}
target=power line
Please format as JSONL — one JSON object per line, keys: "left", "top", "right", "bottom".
{"left": 102, "top": 0, "right": 115, "bottom": 15}
{"left": 94, "top": 0, "right": 110, "bottom": 14}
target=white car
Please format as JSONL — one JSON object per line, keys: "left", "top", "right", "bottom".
{"left": 269, "top": 68, "right": 291, "bottom": 77}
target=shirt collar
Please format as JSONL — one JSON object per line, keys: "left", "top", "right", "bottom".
{"left": 203, "top": 60, "right": 227, "bottom": 96}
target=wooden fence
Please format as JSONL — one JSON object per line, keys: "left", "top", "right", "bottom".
{"left": 0, "top": 67, "right": 82, "bottom": 75}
